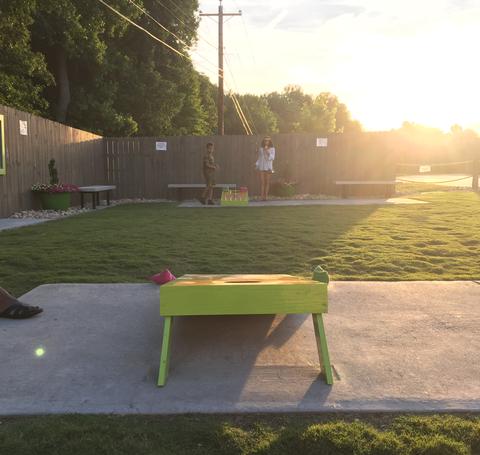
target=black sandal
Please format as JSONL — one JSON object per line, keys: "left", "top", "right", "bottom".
{"left": 0, "top": 302, "right": 43, "bottom": 319}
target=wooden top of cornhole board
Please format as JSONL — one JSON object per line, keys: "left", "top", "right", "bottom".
{"left": 160, "top": 274, "right": 328, "bottom": 316}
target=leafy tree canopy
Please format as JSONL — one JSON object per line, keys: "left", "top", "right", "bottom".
{"left": 0, "top": 0, "right": 53, "bottom": 113}
{"left": 0, "top": 1, "right": 361, "bottom": 137}
{"left": 225, "top": 86, "right": 361, "bottom": 135}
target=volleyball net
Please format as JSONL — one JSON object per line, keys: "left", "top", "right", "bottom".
{"left": 395, "top": 159, "right": 478, "bottom": 188}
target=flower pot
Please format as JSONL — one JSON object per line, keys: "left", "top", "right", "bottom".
{"left": 39, "top": 192, "right": 71, "bottom": 210}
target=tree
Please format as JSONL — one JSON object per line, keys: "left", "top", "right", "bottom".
{"left": 1, "top": 0, "right": 361, "bottom": 138}
{"left": 31, "top": 0, "right": 139, "bottom": 124}
{"left": 0, "top": 0, "right": 53, "bottom": 114}
{"left": 224, "top": 93, "right": 278, "bottom": 135}
{"left": 267, "top": 85, "right": 311, "bottom": 133}
{"left": 334, "top": 100, "right": 362, "bottom": 133}
{"left": 197, "top": 74, "right": 217, "bottom": 135}
{"left": 25, "top": 0, "right": 217, "bottom": 136}
{"left": 266, "top": 86, "right": 360, "bottom": 134}
{"left": 300, "top": 92, "right": 336, "bottom": 134}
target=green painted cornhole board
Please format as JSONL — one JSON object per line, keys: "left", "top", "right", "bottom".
{"left": 158, "top": 271, "right": 333, "bottom": 386}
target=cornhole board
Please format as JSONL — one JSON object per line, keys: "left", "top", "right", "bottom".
{"left": 158, "top": 274, "right": 333, "bottom": 386}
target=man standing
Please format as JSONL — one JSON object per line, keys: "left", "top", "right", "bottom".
{"left": 201, "top": 142, "right": 219, "bottom": 205}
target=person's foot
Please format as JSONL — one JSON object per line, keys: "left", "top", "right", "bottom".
{"left": 0, "top": 287, "right": 43, "bottom": 319}
{"left": 0, "top": 286, "right": 16, "bottom": 304}
{"left": 0, "top": 302, "right": 43, "bottom": 319}
{"left": 198, "top": 197, "right": 206, "bottom": 205}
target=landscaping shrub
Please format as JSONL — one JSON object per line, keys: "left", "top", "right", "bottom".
{"left": 391, "top": 416, "right": 480, "bottom": 454}
{"left": 257, "top": 422, "right": 405, "bottom": 455}
{"left": 1, "top": 415, "right": 480, "bottom": 455}
{"left": 270, "top": 181, "right": 296, "bottom": 197}
{"left": 298, "top": 422, "right": 404, "bottom": 455}
{"left": 402, "top": 434, "right": 469, "bottom": 455}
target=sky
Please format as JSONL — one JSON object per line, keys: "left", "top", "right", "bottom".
{"left": 191, "top": 0, "right": 480, "bottom": 132}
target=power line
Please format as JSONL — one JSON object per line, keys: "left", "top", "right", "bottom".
{"left": 200, "top": 1, "right": 241, "bottom": 135}
{"left": 203, "top": 14, "right": 253, "bottom": 134}
{"left": 232, "top": 0, "right": 258, "bottom": 69}
{"left": 222, "top": 16, "right": 258, "bottom": 132}
{"left": 230, "top": 93, "right": 249, "bottom": 134}
{"left": 224, "top": 52, "right": 257, "bottom": 134}
{"left": 126, "top": 0, "right": 223, "bottom": 79}
{"left": 99, "top": 0, "right": 251, "bottom": 135}
{"left": 97, "top": 0, "right": 187, "bottom": 59}
{"left": 230, "top": 92, "right": 251, "bottom": 134}
{"left": 97, "top": 0, "right": 222, "bottom": 81}
{"left": 229, "top": 92, "right": 251, "bottom": 135}
{"left": 201, "top": 3, "right": 254, "bottom": 135}
{"left": 233, "top": 94, "right": 253, "bottom": 135}
{"left": 127, "top": 0, "right": 189, "bottom": 47}
{"left": 226, "top": 83, "right": 253, "bottom": 135}
{"left": 225, "top": 68, "right": 256, "bottom": 134}
{"left": 157, "top": 0, "right": 218, "bottom": 51}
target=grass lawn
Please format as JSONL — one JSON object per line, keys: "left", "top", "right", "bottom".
{"left": 1, "top": 191, "right": 479, "bottom": 296}
{"left": 1, "top": 414, "right": 480, "bottom": 454}
{"left": 1, "top": 190, "right": 480, "bottom": 454}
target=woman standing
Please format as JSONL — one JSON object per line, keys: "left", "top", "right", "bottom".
{"left": 255, "top": 136, "right": 275, "bottom": 201}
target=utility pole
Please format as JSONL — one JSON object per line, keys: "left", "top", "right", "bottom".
{"left": 200, "top": 1, "right": 241, "bottom": 135}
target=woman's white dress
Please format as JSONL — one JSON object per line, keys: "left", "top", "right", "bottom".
{"left": 255, "top": 147, "right": 275, "bottom": 172}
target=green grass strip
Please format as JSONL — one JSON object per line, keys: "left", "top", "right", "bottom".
{"left": 1, "top": 414, "right": 479, "bottom": 454}
{"left": 1, "top": 191, "right": 479, "bottom": 296}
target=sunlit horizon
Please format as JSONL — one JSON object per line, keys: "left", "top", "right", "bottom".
{"left": 193, "top": 0, "right": 480, "bottom": 133}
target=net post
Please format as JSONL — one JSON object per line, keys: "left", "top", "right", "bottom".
{"left": 473, "top": 157, "right": 479, "bottom": 192}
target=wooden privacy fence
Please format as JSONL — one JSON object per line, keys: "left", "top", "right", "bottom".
{"left": 2, "top": 103, "right": 478, "bottom": 217}
{"left": 105, "top": 132, "right": 397, "bottom": 199}
{"left": 0, "top": 105, "right": 104, "bottom": 217}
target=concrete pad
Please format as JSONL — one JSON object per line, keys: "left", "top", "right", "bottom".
{"left": 0, "top": 218, "right": 49, "bottom": 232}
{"left": 1, "top": 281, "right": 479, "bottom": 415}
{"left": 179, "top": 197, "right": 427, "bottom": 208}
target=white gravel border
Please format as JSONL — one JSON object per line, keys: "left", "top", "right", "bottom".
{"left": 8, "top": 199, "right": 170, "bottom": 220}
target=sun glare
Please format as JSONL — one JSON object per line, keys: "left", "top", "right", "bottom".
{"left": 196, "top": 1, "right": 480, "bottom": 132}
{"left": 345, "top": 17, "right": 480, "bottom": 132}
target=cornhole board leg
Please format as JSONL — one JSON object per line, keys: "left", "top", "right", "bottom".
{"left": 158, "top": 316, "right": 173, "bottom": 386}
{"left": 312, "top": 313, "right": 333, "bottom": 385}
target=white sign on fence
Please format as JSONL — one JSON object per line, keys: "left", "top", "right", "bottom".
{"left": 19, "top": 120, "right": 28, "bottom": 136}
{"left": 316, "top": 137, "right": 328, "bottom": 147}
{"left": 156, "top": 141, "right": 167, "bottom": 151}
{"left": 419, "top": 165, "right": 431, "bottom": 173}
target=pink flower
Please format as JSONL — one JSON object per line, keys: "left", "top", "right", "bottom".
{"left": 31, "top": 183, "right": 79, "bottom": 193}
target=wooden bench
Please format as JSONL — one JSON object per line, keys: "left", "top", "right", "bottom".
{"left": 157, "top": 268, "right": 333, "bottom": 387}
{"left": 168, "top": 183, "right": 236, "bottom": 201}
{"left": 78, "top": 185, "right": 116, "bottom": 209}
{"left": 335, "top": 180, "right": 396, "bottom": 198}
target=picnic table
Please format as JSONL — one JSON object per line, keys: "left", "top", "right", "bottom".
{"left": 158, "top": 269, "right": 333, "bottom": 386}
{"left": 78, "top": 185, "right": 116, "bottom": 209}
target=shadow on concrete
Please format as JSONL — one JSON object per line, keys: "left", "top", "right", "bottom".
{"left": 165, "top": 312, "right": 330, "bottom": 407}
